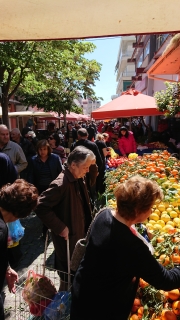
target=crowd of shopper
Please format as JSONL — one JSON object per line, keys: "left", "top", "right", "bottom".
{"left": 1, "top": 116, "right": 180, "bottom": 319}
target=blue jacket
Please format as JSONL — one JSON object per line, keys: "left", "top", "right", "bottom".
{"left": 27, "top": 153, "right": 62, "bottom": 191}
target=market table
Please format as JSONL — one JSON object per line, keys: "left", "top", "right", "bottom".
{"left": 114, "top": 148, "right": 172, "bottom": 156}
{"left": 136, "top": 148, "right": 172, "bottom": 156}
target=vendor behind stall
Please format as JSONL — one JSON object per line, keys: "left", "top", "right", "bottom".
{"left": 118, "top": 126, "right": 137, "bottom": 157}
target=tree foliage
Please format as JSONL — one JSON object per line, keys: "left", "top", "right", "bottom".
{"left": 0, "top": 40, "right": 102, "bottom": 126}
{"left": 154, "top": 82, "right": 180, "bottom": 117}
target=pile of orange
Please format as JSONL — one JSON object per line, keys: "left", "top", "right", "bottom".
{"left": 130, "top": 285, "right": 180, "bottom": 319}
{"left": 105, "top": 150, "right": 180, "bottom": 195}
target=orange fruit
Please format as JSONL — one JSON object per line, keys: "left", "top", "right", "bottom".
{"left": 171, "top": 254, "right": 180, "bottom": 264}
{"left": 157, "top": 236, "right": 164, "bottom": 243}
{"left": 161, "top": 309, "right": 177, "bottom": 320}
{"left": 171, "top": 169, "right": 179, "bottom": 176}
{"left": 172, "top": 300, "right": 180, "bottom": 315}
{"left": 159, "top": 254, "right": 170, "bottom": 266}
{"left": 130, "top": 315, "right": 139, "bottom": 320}
{"left": 168, "top": 228, "right": 177, "bottom": 235}
{"left": 137, "top": 306, "right": 143, "bottom": 318}
{"left": 168, "top": 289, "right": 180, "bottom": 300}
{"left": 139, "top": 278, "right": 149, "bottom": 288}
{"left": 172, "top": 237, "right": 180, "bottom": 243}
{"left": 131, "top": 298, "right": 141, "bottom": 313}
{"left": 174, "top": 245, "right": 180, "bottom": 254}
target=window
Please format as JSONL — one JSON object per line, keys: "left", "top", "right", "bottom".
{"left": 137, "top": 53, "right": 143, "bottom": 68}
{"left": 156, "top": 34, "right": 169, "bottom": 50}
{"left": 144, "top": 40, "right": 150, "bottom": 58}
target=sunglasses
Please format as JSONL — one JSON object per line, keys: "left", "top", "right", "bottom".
{"left": 48, "top": 136, "right": 54, "bottom": 140}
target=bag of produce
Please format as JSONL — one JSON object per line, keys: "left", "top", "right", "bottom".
{"left": 44, "top": 291, "right": 71, "bottom": 320}
{"left": 22, "top": 270, "right": 57, "bottom": 316}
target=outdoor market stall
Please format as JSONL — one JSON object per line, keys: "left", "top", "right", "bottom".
{"left": 92, "top": 90, "right": 169, "bottom": 156}
{"left": 104, "top": 150, "right": 180, "bottom": 319}
{"left": 91, "top": 89, "right": 163, "bottom": 120}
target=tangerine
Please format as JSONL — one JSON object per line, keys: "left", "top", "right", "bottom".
{"left": 137, "top": 306, "right": 143, "bottom": 318}
{"left": 130, "top": 315, "right": 139, "bottom": 320}
{"left": 159, "top": 254, "right": 170, "bottom": 266}
{"left": 168, "top": 289, "right": 180, "bottom": 300}
{"left": 172, "top": 300, "right": 180, "bottom": 315}
{"left": 139, "top": 278, "right": 149, "bottom": 288}
{"left": 161, "top": 309, "right": 177, "bottom": 320}
{"left": 131, "top": 298, "right": 141, "bottom": 313}
{"left": 171, "top": 254, "right": 180, "bottom": 264}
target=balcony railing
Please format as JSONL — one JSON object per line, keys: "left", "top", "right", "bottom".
{"left": 120, "top": 71, "right": 136, "bottom": 77}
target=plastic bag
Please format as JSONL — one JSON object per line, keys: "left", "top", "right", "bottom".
{"left": 29, "top": 298, "right": 52, "bottom": 316}
{"left": 7, "top": 219, "right": 24, "bottom": 248}
{"left": 44, "top": 291, "right": 71, "bottom": 320}
{"left": 22, "top": 269, "right": 57, "bottom": 315}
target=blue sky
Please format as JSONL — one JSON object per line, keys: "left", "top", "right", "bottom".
{"left": 85, "top": 37, "right": 120, "bottom": 106}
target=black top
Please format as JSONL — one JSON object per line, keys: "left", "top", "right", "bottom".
{"left": 95, "top": 139, "right": 106, "bottom": 167}
{"left": 0, "top": 213, "right": 8, "bottom": 292}
{"left": 71, "top": 208, "right": 180, "bottom": 320}
{"left": 0, "top": 153, "right": 18, "bottom": 189}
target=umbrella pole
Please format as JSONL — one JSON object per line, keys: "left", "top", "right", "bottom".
{"left": 15, "top": 116, "right": 19, "bottom": 129}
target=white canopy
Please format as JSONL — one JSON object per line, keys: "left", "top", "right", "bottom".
{"left": 0, "top": 0, "right": 179, "bottom": 41}
{"left": 8, "top": 111, "right": 57, "bottom": 118}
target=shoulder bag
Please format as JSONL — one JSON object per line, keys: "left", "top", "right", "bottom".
{"left": 70, "top": 207, "right": 106, "bottom": 272}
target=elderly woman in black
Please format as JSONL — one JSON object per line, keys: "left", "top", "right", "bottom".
{"left": 70, "top": 175, "right": 180, "bottom": 320}
{"left": 35, "top": 146, "right": 96, "bottom": 290}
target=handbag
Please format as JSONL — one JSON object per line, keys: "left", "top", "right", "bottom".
{"left": 70, "top": 208, "right": 105, "bottom": 272}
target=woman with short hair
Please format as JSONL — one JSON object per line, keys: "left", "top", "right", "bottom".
{"left": 48, "top": 133, "right": 67, "bottom": 163}
{"left": 27, "top": 139, "right": 62, "bottom": 194}
{"left": 0, "top": 179, "right": 38, "bottom": 319}
{"left": 35, "top": 146, "right": 95, "bottom": 290}
{"left": 70, "top": 175, "right": 180, "bottom": 320}
{"left": 27, "top": 139, "right": 63, "bottom": 238}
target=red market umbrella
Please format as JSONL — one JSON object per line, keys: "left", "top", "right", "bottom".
{"left": 91, "top": 89, "right": 164, "bottom": 120}
{"left": 60, "top": 112, "right": 81, "bottom": 121}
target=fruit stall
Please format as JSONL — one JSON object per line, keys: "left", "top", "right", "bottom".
{"left": 104, "top": 150, "right": 180, "bottom": 319}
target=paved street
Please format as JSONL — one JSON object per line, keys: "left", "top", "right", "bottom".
{"left": 3, "top": 213, "right": 55, "bottom": 319}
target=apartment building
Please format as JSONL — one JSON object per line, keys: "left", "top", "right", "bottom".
{"left": 129, "top": 34, "right": 178, "bottom": 129}
{"left": 115, "top": 36, "right": 136, "bottom": 96}
{"left": 81, "top": 98, "right": 101, "bottom": 116}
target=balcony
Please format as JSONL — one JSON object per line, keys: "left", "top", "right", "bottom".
{"left": 121, "top": 51, "right": 134, "bottom": 59}
{"left": 133, "top": 42, "right": 144, "bottom": 48}
{"left": 136, "top": 68, "right": 146, "bottom": 75}
{"left": 132, "top": 76, "right": 142, "bottom": 81}
{"left": 119, "top": 71, "right": 136, "bottom": 78}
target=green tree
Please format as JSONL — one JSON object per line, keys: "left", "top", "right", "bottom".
{"left": 0, "top": 40, "right": 102, "bottom": 127}
{"left": 154, "top": 82, "right": 180, "bottom": 117}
